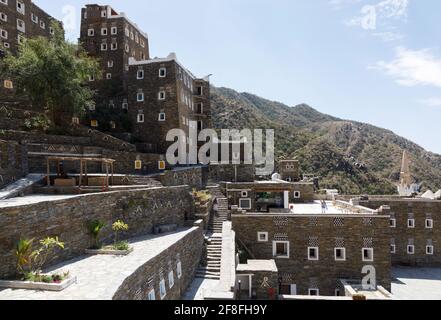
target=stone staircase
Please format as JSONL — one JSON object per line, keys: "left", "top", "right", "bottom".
{"left": 195, "top": 186, "right": 230, "bottom": 280}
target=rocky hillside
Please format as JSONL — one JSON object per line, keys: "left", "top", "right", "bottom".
{"left": 211, "top": 87, "right": 441, "bottom": 195}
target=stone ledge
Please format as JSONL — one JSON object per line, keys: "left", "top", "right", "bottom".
{"left": 0, "top": 276, "right": 77, "bottom": 292}
{"left": 85, "top": 247, "right": 133, "bottom": 256}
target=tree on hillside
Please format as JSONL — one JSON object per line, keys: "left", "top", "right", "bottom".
{"left": 0, "top": 22, "right": 101, "bottom": 125}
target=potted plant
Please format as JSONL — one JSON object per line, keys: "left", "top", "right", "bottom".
{"left": 88, "top": 220, "right": 105, "bottom": 250}
{"left": 0, "top": 237, "right": 76, "bottom": 291}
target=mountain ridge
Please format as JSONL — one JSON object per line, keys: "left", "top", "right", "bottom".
{"left": 210, "top": 86, "right": 441, "bottom": 195}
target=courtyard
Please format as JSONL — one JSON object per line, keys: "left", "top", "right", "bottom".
{"left": 391, "top": 267, "right": 441, "bottom": 300}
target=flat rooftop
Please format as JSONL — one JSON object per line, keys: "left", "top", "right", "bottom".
{"left": 392, "top": 267, "right": 441, "bottom": 300}
{"left": 0, "top": 227, "right": 197, "bottom": 300}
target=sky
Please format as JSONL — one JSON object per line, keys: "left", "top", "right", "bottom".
{"left": 34, "top": 0, "right": 441, "bottom": 154}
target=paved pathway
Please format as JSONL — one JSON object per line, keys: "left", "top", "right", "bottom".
{"left": 0, "top": 228, "right": 196, "bottom": 300}
{"left": 392, "top": 267, "right": 441, "bottom": 300}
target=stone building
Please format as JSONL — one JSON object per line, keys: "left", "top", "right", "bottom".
{"left": 127, "top": 54, "right": 211, "bottom": 154}
{"left": 0, "top": 0, "right": 61, "bottom": 102}
{"left": 232, "top": 202, "right": 391, "bottom": 296}
{"left": 278, "top": 159, "right": 300, "bottom": 182}
{"left": 356, "top": 197, "right": 441, "bottom": 267}
{"left": 79, "top": 4, "right": 149, "bottom": 114}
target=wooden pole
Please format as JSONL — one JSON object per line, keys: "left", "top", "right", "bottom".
{"left": 111, "top": 162, "right": 114, "bottom": 186}
{"left": 47, "top": 158, "right": 50, "bottom": 187}
{"left": 79, "top": 160, "right": 83, "bottom": 187}
{"left": 85, "top": 160, "right": 88, "bottom": 186}
{"left": 106, "top": 162, "right": 109, "bottom": 190}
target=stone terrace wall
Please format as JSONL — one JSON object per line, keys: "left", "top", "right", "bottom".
{"left": 0, "top": 140, "right": 28, "bottom": 188}
{"left": 113, "top": 222, "right": 204, "bottom": 300}
{"left": 0, "top": 186, "right": 195, "bottom": 278}
{"left": 209, "top": 164, "right": 255, "bottom": 183}
{"left": 159, "top": 166, "right": 208, "bottom": 189}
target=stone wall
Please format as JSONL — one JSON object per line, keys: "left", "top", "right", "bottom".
{"left": 0, "top": 186, "right": 195, "bottom": 278}
{"left": 113, "top": 222, "right": 204, "bottom": 300}
{"left": 209, "top": 164, "right": 255, "bottom": 183}
{"left": 158, "top": 166, "right": 208, "bottom": 189}
{"left": 0, "top": 140, "right": 28, "bottom": 188}
{"left": 232, "top": 214, "right": 391, "bottom": 296}
{"left": 359, "top": 198, "right": 441, "bottom": 267}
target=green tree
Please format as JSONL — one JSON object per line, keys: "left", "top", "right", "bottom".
{"left": 0, "top": 22, "right": 100, "bottom": 125}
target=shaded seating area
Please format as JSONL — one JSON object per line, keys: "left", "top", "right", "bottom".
{"left": 46, "top": 156, "right": 115, "bottom": 190}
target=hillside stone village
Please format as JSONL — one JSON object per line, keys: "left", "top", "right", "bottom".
{"left": 0, "top": 1, "right": 441, "bottom": 301}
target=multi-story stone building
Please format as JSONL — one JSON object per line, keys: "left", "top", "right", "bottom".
{"left": 127, "top": 54, "right": 211, "bottom": 154}
{"left": 0, "top": 0, "right": 61, "bottom": 102}
{"left": 356, "top": 197, "right": 441, "bottom": 267}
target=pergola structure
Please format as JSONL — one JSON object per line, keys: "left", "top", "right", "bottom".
{"left": 46, "top": 156, "right": 116, "bottom": 189}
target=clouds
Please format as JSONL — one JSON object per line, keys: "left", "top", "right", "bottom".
{"left": 372, "top": 47, "right": 441, "bottom": 88}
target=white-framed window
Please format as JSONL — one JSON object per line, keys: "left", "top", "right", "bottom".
{"left": 168, "top": 271, "right": 175, "bottom": 289}
{"left": 87, "top": 28, "right": 94, "bottom": 36}
{"left": 16, "top": 1, "right": 25, "bottom": 14}
{"left": 334, "top": 247, "right": 346, "bottom": 261}
{"left": 335, "top": 289, "right": 341, "bottom": 297}
{"left": 17, "top": 34, "right": 25, "bottom": 44}
{"left": 101, "top": 28, "right": 108, "bottom": 36}
{"left": 17, "top": 19, "right": 25, "bottom": 33}
{"left": 241, "top": 191, "right": 248, "bottom": 198}
{"left": 137, "top": 92, "right": 144, "bottom": 102}
{"left": 49, "top": 27, "right": 54, "bottom": 35}
{"left": 158, "top": 113, "right": 166, "bottom": 122}
{"left": 239, "top": 198, "right": 251, "bottom": 210}
{"left": 159, "top": 67, "right": 167, "bottom": 78}
{"left": 294, "top": 191, "right": 301, "bottom": 199}
{"left": 177, "top": 262, "right": 182, "bottom": 279}
{"left": 111, "top": 26, "right": 117, "bottom": 35}
{"left": 89, "top": 104, "right": 95, "bottom": 111}
{"left": 3, "top": 42, "right": 9, "bottom": 48}
{"left": 137, "top": 69, "right": 144, "bottom": 79}
{"left": 137, "top": 113, "right": 144, "bottom": 123}
{"left": 1, "top": 12, "right": 8, "bottom": 22}
{"left": 101, "top": 43, "right": 108, "bottom": 51}
{"left": 122, "top": 101, "right": 128, "bottom": 109}
{"left": 3, "top": 80, "right": 13, "bottom": 89}
{"left": 197, "top": 86, "right": 203, "bottom": 96}
{"left": 362, "top": 248, "right": 374, "bottom": 262}
{"left": 390, "top": 218, "right": 396, "bottom": 228}
{"left": 125, "top": 28, "right": 130, "bottom": 37}
{"left": 147, "top": 289, "right": 155, "bottom": 300}
{"left": 31, "top": 13, "right": 37, "bottom": 23}
{"left": 408, "top": 219, "right": 415, "bottom": 229}
{"left": 158, "top": 91, "right": 166, "bottom": 100}
{"left": 426, "top": 245, "right": 434, "bottom": 255}
{"left": 106, "top": 73, "right": 112, "bottom": 79}
{"left": 0, "top": 0, "right": 7, "bottom": 5}
{"left": 125, "top": 44, "right": 129, "bottom": 52}
{"left": 158, "top": 160, "right": 166, "bottom": 170}
{"left": 308, "top": 288, "right": 320, "bottom": 296}
{"left": 111, "top": 42, "right": 118, "bottom": 50}
{"left": 390, "top": 244, "right": 396, "bottom": 254}
{"left": 101, "top": 10, "right": 107, "bottom": 18}
{"left": 159, "top": 279, "right": 166, "bottom": 299}
{"left": 257, "top": 232, "right": 268, "bottom": 242}
{"left": 308, "top": 247, "right": 319, "bottom": 261}
{"left": 88, "top": 74, "right": 95, "bottom": 82}
{"left": 273, "top": 241, "right": 290, "bottom": 259}
{"left": 0, "top": 28, "right": 7, "bottom": 39}
{"left": 426, "top": 219, "right": 433, "bottom": 229}
{"left": 40, "top": 20, "right": 45, "bottom": 29}
{"left": 407, "top": 245, "right": 415, "bottom": 255}
{"left": 108, "top": 60, "right": 113, "bottom": 68}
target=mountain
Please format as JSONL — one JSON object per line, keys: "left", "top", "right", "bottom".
{"left": 210, "top": 86, "right": 441, "bottom": 195}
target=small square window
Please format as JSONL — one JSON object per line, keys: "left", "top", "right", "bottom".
{"left": 362, "top": 248, "right": 374, "bottom": 262}
{"left": 241, "top": 191, "right": 248, "bottom": 198}
{"left": 335, "top": 248, "right": 346, "bottom": 261}
{"left": 17, "top": 19, "right": 25, "bottom": 33}
{"left": 108, "top": 60, "right": 113, "bottom": 68}
{"left": 390, "top": 218, "right": 396, "bottom": 228}
{"left": 0, "top": 0, "right": 7, "bottom": 5}
{"left": 111, "top": 27, "right": 117, "bottom": 35}
{"left": 407, "top": 245, "right": 415, "bottom": 255}
{"left": 17, "top": 1, "right": 25, "bottom": 15}
{"left": 294, "top": 191, "right": 301, "bottom": 199}
{"left": 101, "top": 10, "right": 107, "bottom": 18}
{"left": 147, "top": 289, "right": 155, "bottom": 300}
{"left": 90, "top": 120, "right": 98, "bottom": 127}
{"left": 177, "top": 262, "right": 182, "bottom": 279}
{"left": 426, "top": 219, "right": 433, "bottom": 229}
{"left": 137, "top": 70, "right": 144, "bottom": 79}
{"left": 168, "top": 271, "right": 174, "bottom": 289}
{"left": 122, "top": 102, "right": 128, "bottom": 110}
{"left": 408, "top": 219, "right": 415, "bottom": 228}
{"left": 89, "top": 75, "right": 95, "bottom": 82}
{"left": 49, "top": 27, "right": 54, "bottom": 35}
{"left": 308, "top": 247, "right": 319, "bottom": 261}
{"left": 134, "top": 160, "right": 142, "bottom": 170}
{"left": 239, "top": 198, "right": 251, "bottom": 210}
{"left": 88, "top": 29, "right": 94, "bottom": 36}
{"left": 101, "top": 28, "right": 107, "bottom": 36}
{"left": 137, "top": 92, "right": 144, "bottom": 102}
{"left": 0, "top": 29, "right": 7, "bottom": 39}
{"left": 106, "top": 73, "right": 112, "bottom": 79}
{"left": 335, "top": 289, "right": 341, "bottom": 297}
{"left": 137, "top": 113, "right": 144, "bottom": 123}
{"left": 71, "top": 117, "right": 80, "bottom": 125}
{"left": 158, "top": 113, "right": 166, "bottom": 122}
{"left": 426, "top": 245, "right": 434, "bottom": 255}
{"left": 158, "top": 91, "right": 166, "bottom": 100}
{"left": 31, "top": 13, "right": 37, "bottom": 23}
{"left": 158, "top": 161, "right": 166, "bottom": 170}
{"left": 0, "top": 12, "right": 7, "bottom": 22}
{"left": 111, "top": 42, "right": 118, "bottom": 50}
{"left": 159, "top": 68, "right": 167, "bottom": 78}
{"left": 308, "top": 289, "right": 319, "bottom": 296}
{"left": 390, "top": 244, "right": 396, "bottom": 254}
{"left": 273, "top": 241, "right": 289, "bottom": 259}
{"left": 257, "top": 232, "right": 268, "bottom": 242}
{"left": 40, "top": 20, "right": 45, "bottom": 29}
{"left": 4, "top": 80, "right": 13, "bottom": 89}
{"left": 101, "top": 43, "right": 108, "bottom": 51}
